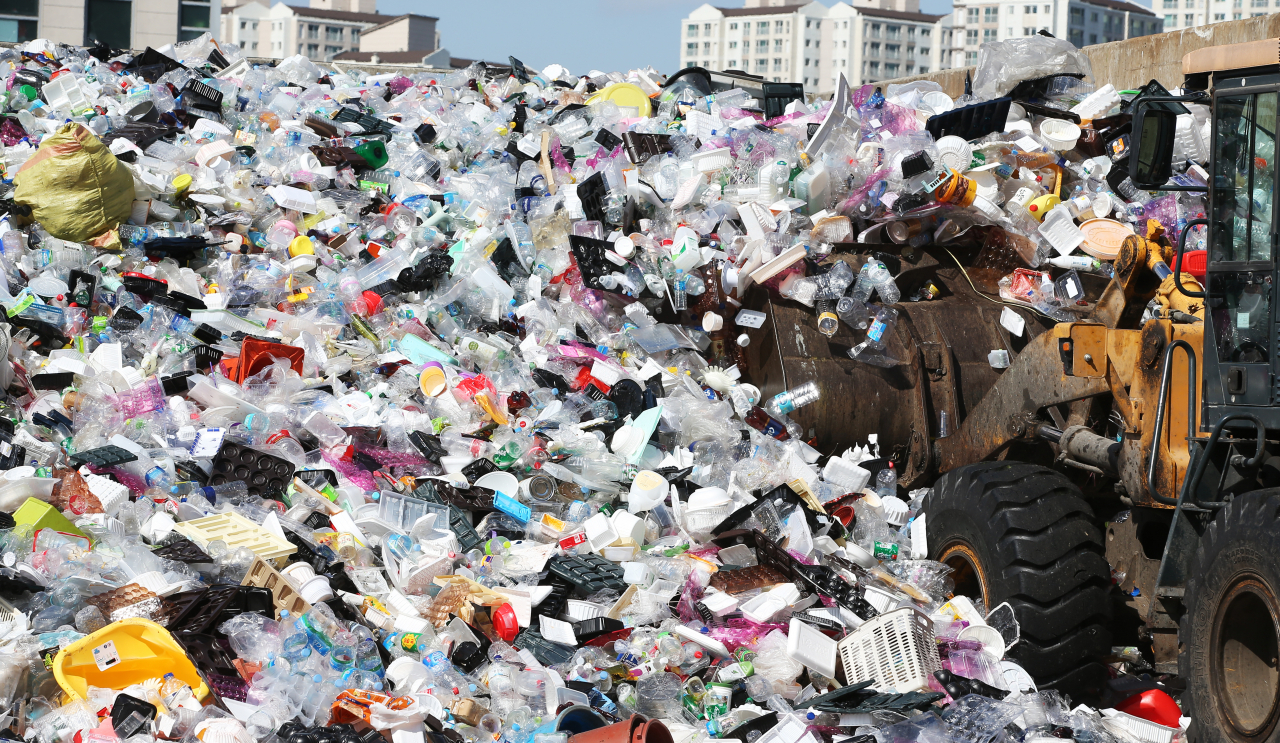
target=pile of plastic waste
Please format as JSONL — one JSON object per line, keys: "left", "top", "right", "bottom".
{"left": 0, "top": 29, "right": 1196, "bottom": 743}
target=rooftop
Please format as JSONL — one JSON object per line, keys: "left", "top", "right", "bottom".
{"left": 284, "top": 5, "right": 387, "bottom": 23}
{"left": 1078, "top": 0, "right": 1159, "bottom": 16}
{"left": 858, "top": 7, "right": 947, "bottom": 22}
{"left": 359, "top": 12, "right": 437, "bottom": 35}
{"left": 714, "top": 4, "right": 811, "bottom": 16}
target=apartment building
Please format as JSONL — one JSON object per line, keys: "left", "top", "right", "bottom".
{"left": 0, "top": 0, "right": 221, "bottom": 48}
{"left": 824, "top": 2, "right": 951, "bottom": 90}
{"left": 221, "top": 0, "right": 436, "bottom": 62}
{"left": 1158, "top": 0, "right": 1274, "bottom": 30}
{"left": 950, "top": 0, "right": 1160, "bottom": 67}
{"left": 678, "top": 0, "right": 949, "bottom": 92}
{"left": 679, "top": 2, "right": 829, "bottom": 85}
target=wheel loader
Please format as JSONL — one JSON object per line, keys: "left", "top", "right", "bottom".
{"left": 738, "top": 38, "right": 1280, "bottom": 741}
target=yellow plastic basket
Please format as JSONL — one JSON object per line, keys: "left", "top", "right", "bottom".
{"left": 52, "top": 618, "right": 209, "bottom": 702}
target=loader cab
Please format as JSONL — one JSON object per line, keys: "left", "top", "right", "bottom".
{"left": 1132, "top": 69, "right": 1280, "bottom": 426}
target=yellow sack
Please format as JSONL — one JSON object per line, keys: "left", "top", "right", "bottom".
{"left": 14, "top": 123, "right": 134, "bottom": 247}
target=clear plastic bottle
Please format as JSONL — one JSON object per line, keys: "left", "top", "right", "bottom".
{"left": 160, "top": 672, "right": 194, "bottom": 709}
{"left": 765, "top": 381, "right": 820, "bottom": 417}
{"left": 849, "top": 305, "right": 900, "bottom": 367}
{"left": 875, "top": 462, "right": 898, "bottom": 499}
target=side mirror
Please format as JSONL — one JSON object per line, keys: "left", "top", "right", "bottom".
{"left": 1129, "top": 102, "right": 1178, "bottom": 189}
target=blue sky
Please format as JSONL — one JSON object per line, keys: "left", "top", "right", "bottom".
{"left": 377, "top": 0, "right": 1150, "bottom": 74}
{"left": 378, "top": 0, "right": 953, "bottom": 74}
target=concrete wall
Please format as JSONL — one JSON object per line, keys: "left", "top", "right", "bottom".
{"left": 880, "top": 12, "right": 1280, "bottom": 96}
{"left": 359, "top": 14, "right": 435, "bottom": 54}
{"left": 133, "top": 0, "right": 181, "bottom": 51}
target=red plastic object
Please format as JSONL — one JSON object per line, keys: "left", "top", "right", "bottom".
{"left": 1182, "top": 250, "right": 1207, "bottom": 280}
{"left": 1114, "top": 689, "right": 1181, "bottom": 728}
{"left": 492, "top": 602, "right": 519, "bottom": 643}
{"left": 361, "top": 290, "right": 384, "bottom": 314}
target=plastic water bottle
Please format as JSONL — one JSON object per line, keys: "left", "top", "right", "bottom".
{"left": 765, "top": 381, "right": 821, "bottom": 417}
{"left": 876, "top": 462, "right": 898, "bottom": 499}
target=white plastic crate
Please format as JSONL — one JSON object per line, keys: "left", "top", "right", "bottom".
{"left": 1101, "top": 710, "right": 1177, "bottom": 743}
{"left": 837, "top": 607, "right": 940, "bottom": 693}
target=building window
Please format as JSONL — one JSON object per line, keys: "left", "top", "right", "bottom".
{"left": 920, "top": 46, "right": 930, "bottom": 54}
{"left": 1164, "top": 13, "right": 1177, "bottom": 23}
{"left": 965, "top": 50, "right": 978, "bottom": 64}
{"left": 686, "top": 42, "right": 697, "bottom": 54}
{"left": 85, "top": 0, "right": 130, "bottom": 47}
{"left": 870, "top": 61, "right": 880, "bottom": 73}
{"left": 687, "top": 24, "right": 697, "bottom": 36}
{"left": 967, "top": 7, "right": 980, "bottom": 21}
{"left": 1024, "top": 26, "right": 1034, "bottom": 34}
{"left": 922, "top": 28, "right": 930, "bottom": 36}
{"left": 1215, "top": 11, "right": 1226, "bottom": 17}
{"left": 307, "top": 43, "right": 319, "bottom": 57}
{"left": 1252, "top": 0, "right": 1267, "bottom": 7}
{"left": 704, "top": 22, "right": 711, "bottom": 32}
{"left": 885, "top": 62, "right": 899, "bottom": 75}
{"left": 870, "top": 23, "right": 881, "bottom": 36}
{"left": 1089, "top": 33, "right": 1097, "bottom": 42}
{"left": 773, "top": 57, "right": 782, "bottom": 71}
{"left": 804, "top": 57, "right": 809, "bottom": 65}
{"left": 307, "top": 24, "right": 319, "bottom": 39}
{"left": 1234, "top": 11, "right": 1243, "bottom": 17}
{"left": 728, "top": 60, "right": 737, "bottom": 67}
{"left": 773, "top": 38, "right": 782, "bottom": 50}
{"left": 984, "top": 6, "right": 998, "bottom": 22}
{"left": 984, "top": 27, "right": 997, "bottom": 40}
{"left": 729, "top": 41, "right": 737, "bottom": 49}
{"left": 920, "top": 65, "right": 929, "bottom": 72}
{"left": 870, "top": 42, "right": 880, "bottom": 55}
{"left": 1070, "top": 27, "right": 1084, "bottom": 43}
{"left": 757, "top": 39, "right": 768, "bottom": 50}
{"left": 240, "top": 20, "right": 246, "bottom": 29}
{"left": 1164, "top": 0, "right": 1176, "bottom": 8}
{"left": 887, "top": 24, "right": 901, "bottom": 38}
{"left": 775, "top": 20, "right": 784, "bottom": 31}
{"left": 729, "top": 22, "right": 738, "bottom": 30}
{"left": 325, "top": 25, "right": 342, "bottom": 41}
{"left": 886, "top": 43, "right": 900, "bottom": 57}
{"left": 1185, "top": 12, "right": 1195, "bottom": 23}
{"left": 703, "top": 41, "right": 710, "bottom": 51}
{"left": 756, "top": 58, "right": 767, "bottom": 71}
{"left": 350, "top": 29, "right": 359, "bottom": 43}
{"left": 1071, "top": 7, "right": 1085, "bottom": 22}
{"left": 0, "top": 0, "right": 37, "bottom": 42}
{"left": 758, "top": 21, "right": 768, "bottom": 32}
{"left": 179, "top": 0, "right": 211, "bottom": 40}
{"left": 325, "top": 45, "right": 340, "bottom": 56}
{"left": 966, "top": 28, "right": 978, "bottom": 43}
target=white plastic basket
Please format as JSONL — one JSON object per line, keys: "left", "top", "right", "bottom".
{"left": 837, "top": 607, "right": 940, "bottom": 693}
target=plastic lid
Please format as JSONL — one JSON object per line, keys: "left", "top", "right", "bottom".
{"left": 628, "top": 470, "right": 668, "bottom": 513}
{"left": 1078, "top": 218, "right": 1134, "bottom": 260}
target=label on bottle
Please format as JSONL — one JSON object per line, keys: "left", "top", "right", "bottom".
{"left": 559, "top": 531, "right": 588, "bottom": 550}
{"left": 761, "top": 418, "right": 787, "bottom": 440}
{"left": 873, "top": 541, "right": 900, "bottom": 560}
{"left": 867, "top": 319, "right": 887, "bottom": 343}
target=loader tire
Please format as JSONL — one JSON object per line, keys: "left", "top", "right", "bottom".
{"left": 923, "top": 461, "right": 1113, "bottom": 700}
{"left": 1181, "top": 490, "right": 1280, "bottom": 743}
